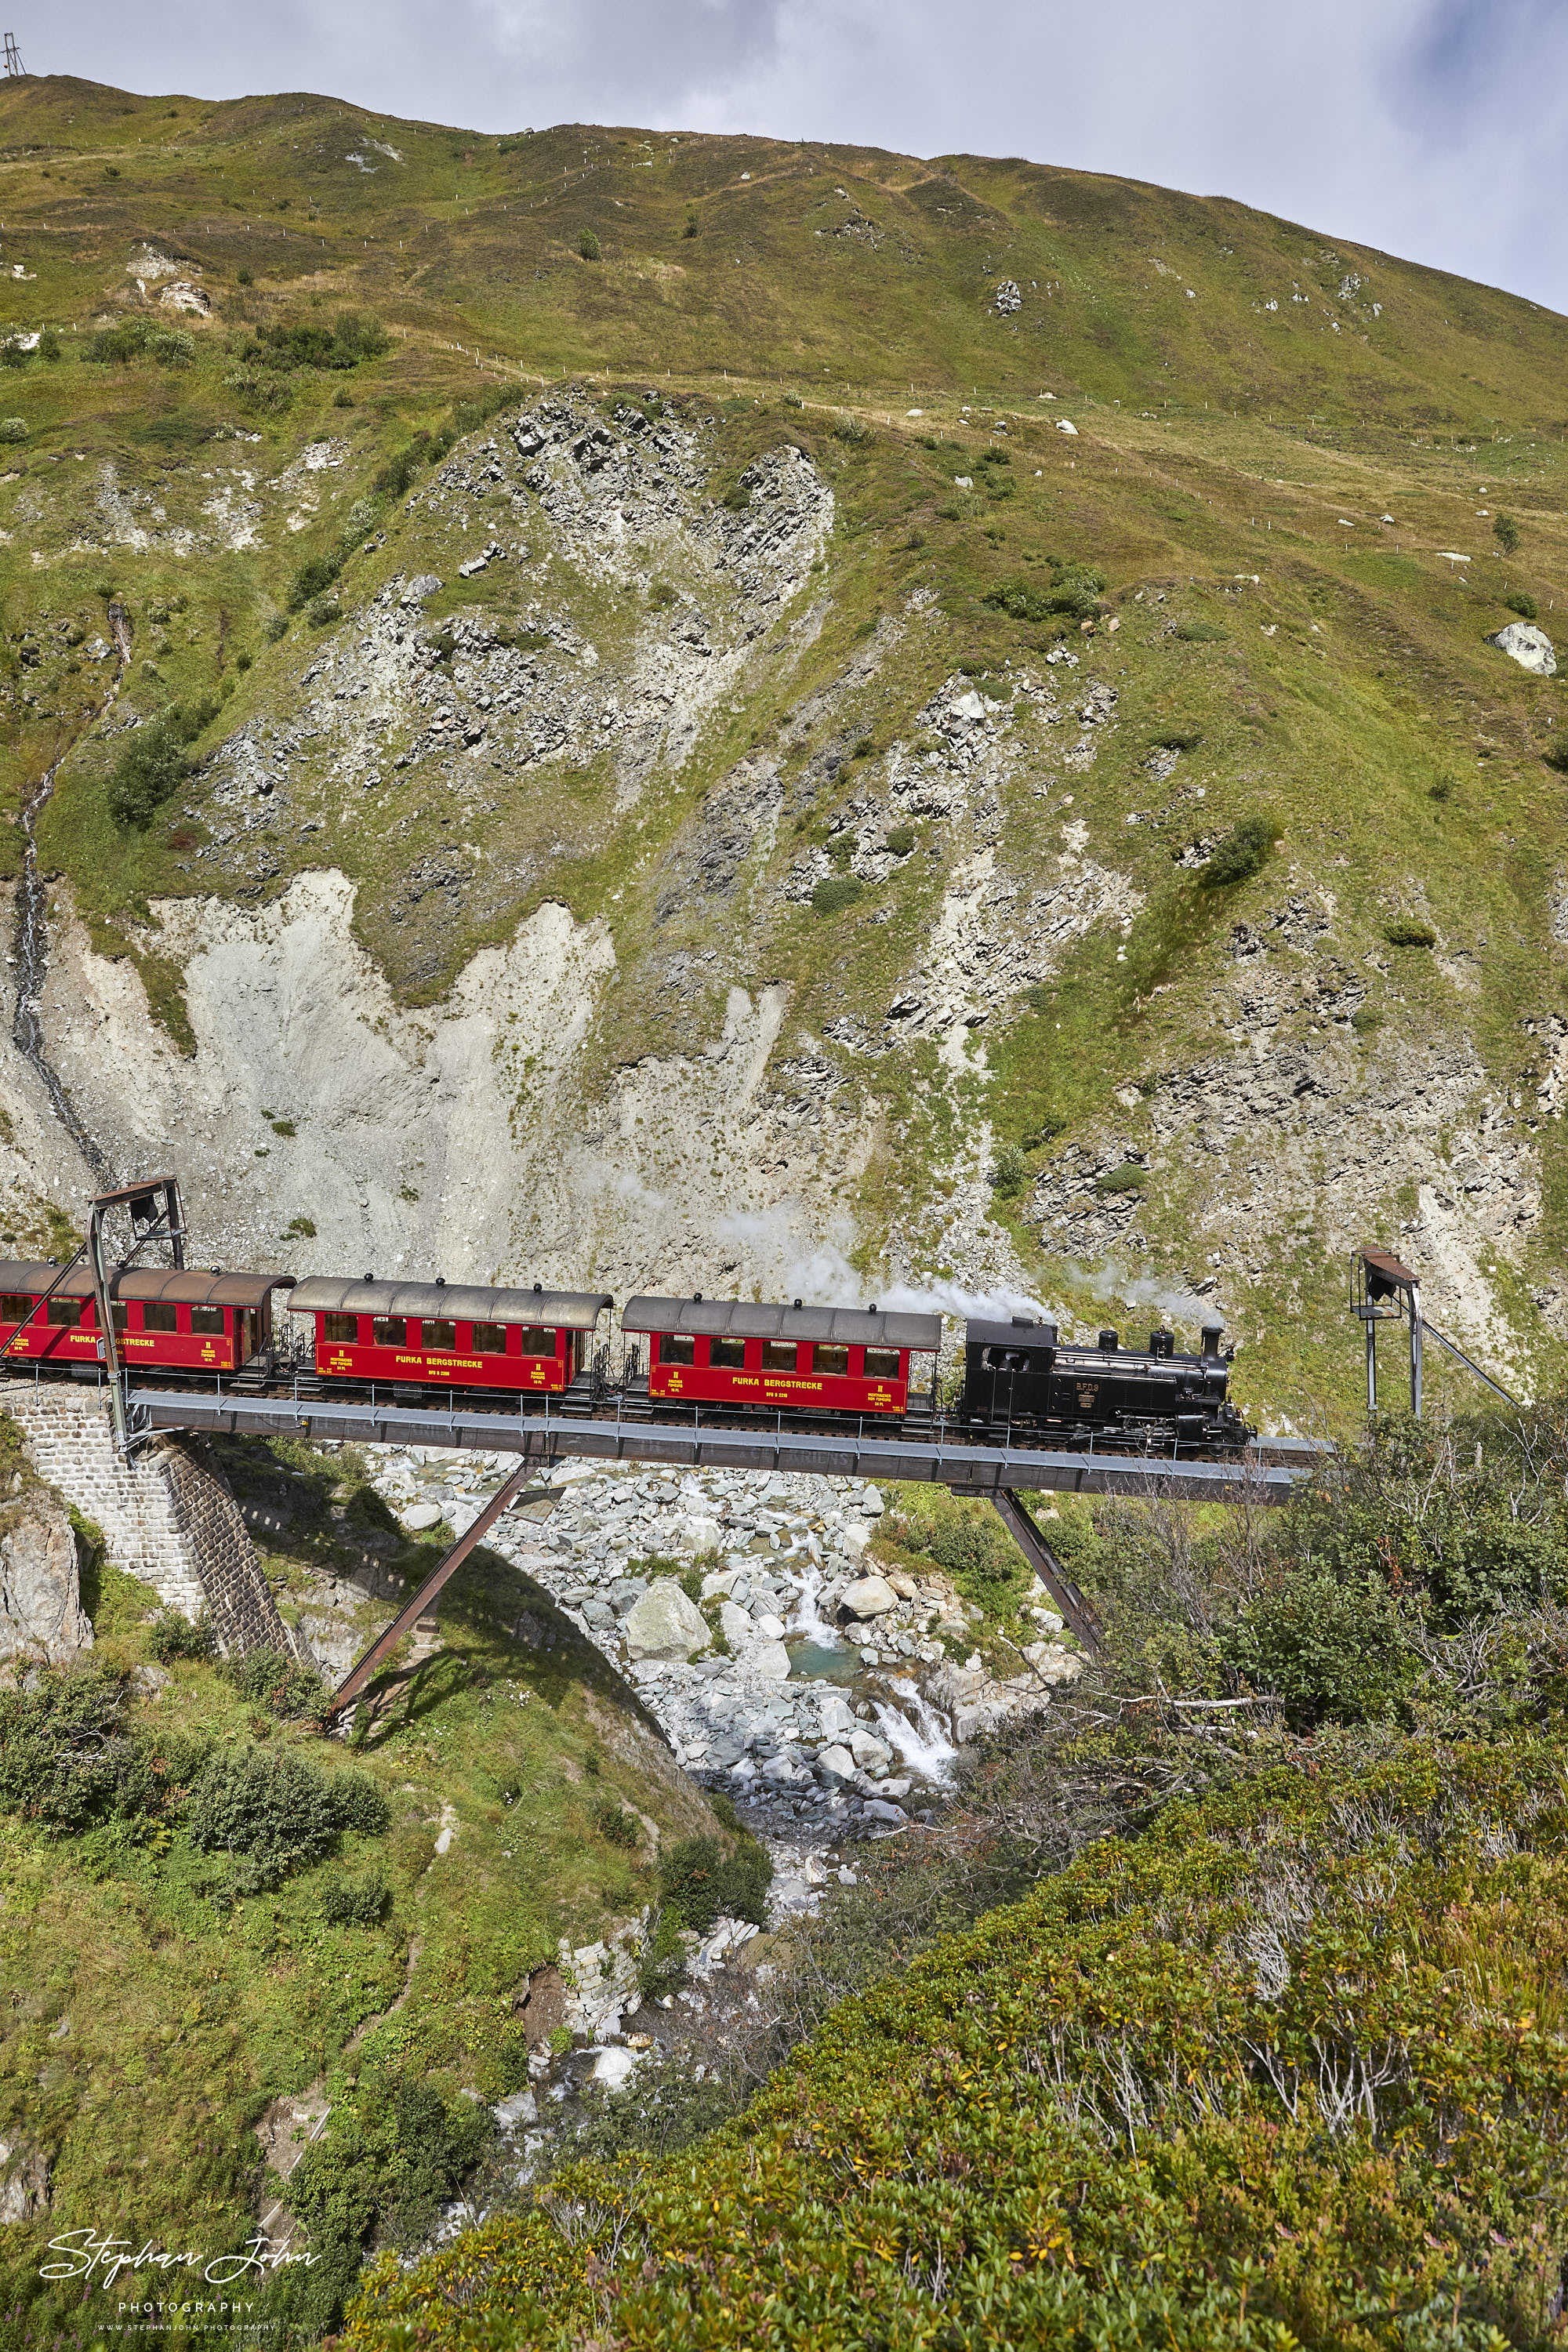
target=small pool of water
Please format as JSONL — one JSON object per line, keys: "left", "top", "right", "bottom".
{"left": 787, "top": 1639, "right": 859, "bottom": 1684}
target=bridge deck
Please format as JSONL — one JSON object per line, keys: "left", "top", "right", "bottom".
{"left": 125, "top": 1385, "right": 1320, "bottom": 1503}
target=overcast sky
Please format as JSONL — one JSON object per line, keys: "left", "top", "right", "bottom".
{"left": 38, "top": 0, "right": 1568, "bottom": 315}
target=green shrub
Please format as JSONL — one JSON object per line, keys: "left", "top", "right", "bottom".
{"left": 255, "top": 309, "right": 390, "bottom": 371}
{"left": 832, "top": 412, "right": 871, "bottom": 444}
{"left": 1224, "top": 1568, "right": 1412, "bottom": 1729}
{"left": 990, "top": 1143, "right": 1029, "bottom": 1198}
{"left": 223, "top": 1645, "right": 326, "bottom": 1719}
{"left": 0, "top": 416, "right": 27, "bottom": 443}
{"left": 287, "top": 551, "right": 343, "bottom": 611}
{"left": 285, "top": 1214, "right": 316, "bottom": 1240}
{"left": 1094, "top": 1163, "right": 1147, "bottom": 1194}
{"left": 1493, "top": 510, "right": 1520, "bottom": 554}
{"left": 659, "top": 1834, "right": 772, "bottom": 1935}
{"left": 592, "top": 1798, "right": 641, "bottom": 1849}
{"left": 38, "top": 327, "right": 60, "bottom": 362}
{"left": 106, "top": 720, "right": 191, "bottom": 829}
{"left": 984, "top": 561, "right": 1105, "bottom": 624}
{"left": 237, "top": 266, "right": 254, "bottom": 286}
{"left": 1202, "top": 813, "right": 1276, "bottom": 887}
{"left": 147, "top": 1608, "right": 216, "bottom": 1663}
{"left": 1350, "top": 1003, "right": 1382, "bottom": 1035}
{"left": 648, "top": 579, "right": 677, "bottom": 608}
{"left": 782, "top": 390, "right": 803, "bottom": 407}
{"left": 578, "top": 228, "right": 601, "bottom": 261}
{"left": 884, "top": 824, "right": 916, "bottom": 855}
{"left": 0, "top": 1666, "right": 206, "bottom": 1833}
{"left": 926, "top": 1507, "right": 1030, "bottom": 1620}
{"left": 373, "top": 434, "right": 430, "bottom": 499}
{"left": 187, "top": 1747, "right": 386, "bottom": 1896}
{"left": 1504, "top": 590, "right": 1538, "bottom": 621}
{"left": 147, "top": 329, "right": 194, "bottom": 367}
{"left": 0, "top": 339, "right": 27, "bottom": 369}
{"left": 1152, "top": 725, "right": 1203, "bottom": 751}
{"left": 1385, "top": 916, "right": 1437, "bottom": 948}
{"left": 307, "top": 593, "right": 341, "bottom": 629}
{"left": 810, "top": 875, "right": 864, "bottom": 916}
{"left": 265, "top": 612, "right": 289, "bottom": 642}
{"left": 1428, "top": 771, "right": 1457, "bottom": 800}
{"left": 319, "top": 1864, "right": 387, "bottom": 1926}
{"left": 1542, "top": 742, "right": 1568, "bottom": 776}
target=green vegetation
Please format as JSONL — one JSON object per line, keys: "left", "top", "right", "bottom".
{"left": 344, "top": 1406, "right": 1568, "bottom": 2351}
{"left": 0, "top": 1425, "right": 726, "bottom": 2347}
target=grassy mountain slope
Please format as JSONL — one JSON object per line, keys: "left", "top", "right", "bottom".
{"left": 0, "top": 1440, "right": 725, "bottom": 2338}
{"left": 0, "top": 79, "right": 1566, "bottom": 1417}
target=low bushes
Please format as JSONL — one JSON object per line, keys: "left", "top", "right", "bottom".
{"left": 658, "top": 1832, "right": 772, "bottom": 1935}
{"left": 186, "top": 1744, "right": 387, "bottom": 1896}
{"left": 1202, "top": 812, "right": 1277, "bottom": 887}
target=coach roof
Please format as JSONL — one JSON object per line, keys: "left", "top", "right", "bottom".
{"left": 288, "top": 1277, "right": 613, "bottom": 1327}
{"left": 0, "top": 1260, "right": 292, "bottom": 1311}
{"left": 620, "top": 1294, "right": 942, "bottom": 1351}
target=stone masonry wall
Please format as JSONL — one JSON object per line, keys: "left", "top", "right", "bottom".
{"left": 0, "top": 1375, "right": 291, "bottom": 1657}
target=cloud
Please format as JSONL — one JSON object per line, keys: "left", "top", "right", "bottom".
{"left": 42, "top": 1, "right": 1568, "bottom": 307}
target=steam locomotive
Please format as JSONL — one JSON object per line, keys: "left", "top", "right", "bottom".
{"left": 0, "top": 1258, "right": 1249, "bottom": 1457}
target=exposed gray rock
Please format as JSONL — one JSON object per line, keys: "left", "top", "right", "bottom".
{"left": 0, "top": 1496, "right": 90, "bottom": 1667}
{"left": 1485, "top": 619, "right": 1556, "bottom": 675}
{"left": 0, "top": 2135, "right": 49, "bottom": 2221}
{"left": 622, "top": 1577, "right": 711, "bottom": 1661}
{"left": 840, "top": 1573, "right": 898, "bottom": 1619}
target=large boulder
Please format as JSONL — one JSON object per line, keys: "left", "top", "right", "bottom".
{"left": 840, "top": 1573, "right": 898, "bottom": 1620}
{"left": 622, "top": 1577, "right": 711, "bottom": 1662}
{"left": 749, "top": 1640, "right": 791, "bottom": 1682}
{"left": 0, "top": 1496, "right": 91, "bottom": 1668}
{"left": 1486, "top": 619, "right": 1557, "bottom": 675}
{"left": 718, "top": 1599, "right": 755, "bottom": 1650}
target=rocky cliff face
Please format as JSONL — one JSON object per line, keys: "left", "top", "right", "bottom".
{"left": 0, "top": 1490, "right": 90, "bottom": 1669}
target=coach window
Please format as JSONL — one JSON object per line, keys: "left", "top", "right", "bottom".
{"left": 519, "top": 1326, "right": 557, "bottom": 1358}
{"left": 45, "top": 1297, "right": 84, "bottom": 1327}
{"left": 323, "top": 1313, "right": 358, "bottom": 1344}
{"left": 661, "top": 1333, "right": 695, "bottom": 1366}
{"left": 372, "top": 1318, "right": 406, "bottom": 1346}
{"left": 0, "top": 1294, "right": 31, "bottom": 1323}
{"left": 110, "top": 1303, "right": 129, "bottom": 1334}
{"left": 813, "top": 1344, "right": 849, "bottom": 1377}
{"left": 191, "top": 1307, "right": 225, "bottom": 1336}
{"left": 710, "top": 1336, "right": 746, "bottom": 1369}
{"left": 143, "top": 1303, "right": 178, "bottom": 1334}
{"left": 472, "top": 1321, "right": 509, "bottom": 1353}
{"left": 422, "top": 1320, "right": 457, "bottom": 1351}
{"left": 761, "top": 1340, "right": 797, "bottom": 1372}
{"left": 863, "top": 1348, "right": 900, "bottom": 1379}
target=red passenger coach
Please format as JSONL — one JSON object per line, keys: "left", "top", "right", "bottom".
{"left": 288, "top": 1277, "right": 615, "bottom": 1402}
{"left": 621, "top": 1296, "right": 942, "bottom": 1421}
{"left": 0, "top": 1261, "right": 292, "bottom": 1377}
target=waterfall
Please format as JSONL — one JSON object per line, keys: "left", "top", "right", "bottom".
{"left": 786, "top": 1558, "right": 840, "bottom": 1647}
{"left": 873, "top": 1679, "right": 957, "bottom": 1783}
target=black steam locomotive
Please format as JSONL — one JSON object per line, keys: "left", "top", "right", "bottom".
{"left": 960, "top": 1316, "right": 1250, "bottom": 1452}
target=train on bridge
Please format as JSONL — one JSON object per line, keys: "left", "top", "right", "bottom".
{"left": 0, "top": 1244, "right": 1249, "bottom": 1457}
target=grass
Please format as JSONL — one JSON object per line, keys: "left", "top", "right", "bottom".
{"left": 0, "top": 78, "right": 1565, "bottom": 1408}
{"left": 0, "top": 1428, "right": 724, "bottom": 2343}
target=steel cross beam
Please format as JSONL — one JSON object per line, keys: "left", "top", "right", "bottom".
{"left": 122, "top": 1385, "right": 1311, "bottom": 1504}
{"left": 325, "top": 1459, "right": 546, "bottom": 1722}
{"left": 990, "top": 1487, "right": 1104, "bottom": 1650}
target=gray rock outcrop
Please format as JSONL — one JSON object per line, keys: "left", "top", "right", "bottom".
{"left": 1485, "top": 619, "right": 1556, "bottom": 675}
{"left": 0, "top": 1494, "right": 90, "bottom": 1668}
{"left": 622, "top": 1577, "right": 711, "bottom": 1661}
